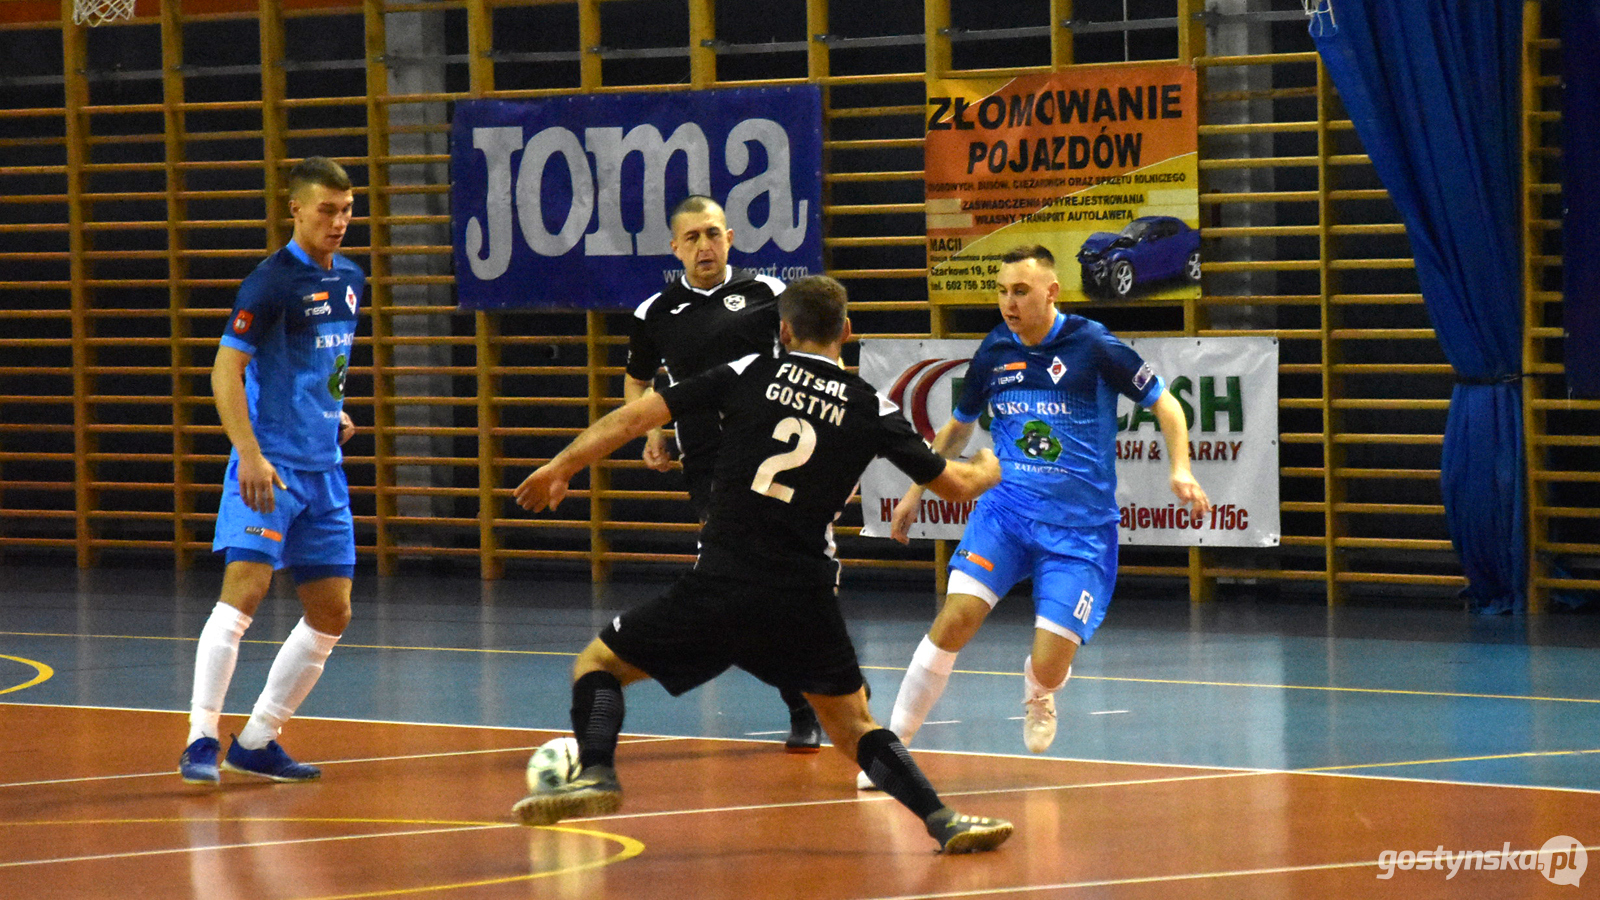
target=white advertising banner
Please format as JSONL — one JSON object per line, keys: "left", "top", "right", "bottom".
{"left": 858, "top": 336, "right": 1279, "bottom": 547}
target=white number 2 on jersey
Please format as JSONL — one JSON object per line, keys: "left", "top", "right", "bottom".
{"left": 750, "top": 417, "right": 817, "bottom": 504}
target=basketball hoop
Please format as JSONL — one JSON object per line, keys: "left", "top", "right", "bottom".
{"left": 1304, "top": 0, "right": 1336, "bottom": 35}
{"left": 73, "top": 0, "right": 135, "bottom": 27}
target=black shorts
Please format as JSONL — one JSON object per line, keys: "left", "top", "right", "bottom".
{"left": 599, "top": 571, "right": 865, "bottom": 698}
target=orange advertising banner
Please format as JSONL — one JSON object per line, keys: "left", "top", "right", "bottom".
{"left": 925, "top": 64, "right": 1200, "bottom": 305}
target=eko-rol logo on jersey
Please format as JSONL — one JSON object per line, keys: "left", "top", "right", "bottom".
{"left": 1016, "top": 420, "right": 1062, "bottom": 462}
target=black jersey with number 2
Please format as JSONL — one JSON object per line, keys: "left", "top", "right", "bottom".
{"left": 658, "top": 350, "right": 948, "bottom": 589}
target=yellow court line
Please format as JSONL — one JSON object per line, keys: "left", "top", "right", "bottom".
{"left": 0, "top": 630, "right": 572, "bottom": 657}
{"left": 1297, "top": 746, "right": 1600, "bottom": 773}
{"left": 298, "top": 824, "right": 645, "bottom": 900}
{"left": 865, "top": 663, "right": 1600, "bottom": 706}
{"left": 0, "top": 654, "right": 53, "bottom": 695}
{"left": 0, "top": 816, "right": 644, "bottom": 895}
{"left": 8, "top": 629, "right": 1600, "bottom": 705}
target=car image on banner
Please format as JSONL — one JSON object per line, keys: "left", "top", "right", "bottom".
{"left": 1076, "top": 215, "right": 1202, "bottom": 300}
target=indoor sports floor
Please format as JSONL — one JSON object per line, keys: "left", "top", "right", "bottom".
{"left": 4, "top": 561, "right": 1600, "bottom": 898}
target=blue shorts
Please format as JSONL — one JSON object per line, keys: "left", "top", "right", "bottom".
{"left": 948, "top": 498, "right": 1118, "bottom": 643}
{"left": 213, "top": 460, "right": 355, "bottom": 577}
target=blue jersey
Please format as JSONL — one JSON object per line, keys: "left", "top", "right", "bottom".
{"left": 220, "top": 241, "right": 363, "bottom": 471}
{"left": 953, "top": 312, "right": 1164, "bottom": 527}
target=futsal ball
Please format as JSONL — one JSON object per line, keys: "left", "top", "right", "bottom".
{"left": 526, "top": 736, "right": 581, "bottom": 792}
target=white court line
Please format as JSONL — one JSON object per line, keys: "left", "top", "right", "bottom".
{"left": 13, "top": 629, "right": 1600, "bottom": 707}
{"left": 6, "top": 701, "right": 1599, "bottom": 796}
{"left": 744, "top": 720, "right": 966, "bottom": 737}
{"left": 568, "top": 768, "right": 1281, "bottom": 825}
{"left": 0, "top": 745, "right": 539, "bottom": 789}
{"left": 0, "top": 735, "right": 686, "bottom": 789}
{"left": 6, "top": 740, "right": 1600, "bottom": 885}
{"left": 853, "top": 846, "right": 1600, "bottom": 900}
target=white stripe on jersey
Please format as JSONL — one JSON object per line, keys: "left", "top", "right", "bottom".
{"left": 633, "top": 291, "right": 665, "bottom": 319}
{"left": 727, "top": 353, "right": 760, "bottom": 374}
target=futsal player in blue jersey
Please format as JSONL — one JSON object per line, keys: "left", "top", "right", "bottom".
{"left": 178, "top": 157, "right": 364, "bottom": 785}
{"left": 862, "top": 245, "right": 1209, "bottom": 783}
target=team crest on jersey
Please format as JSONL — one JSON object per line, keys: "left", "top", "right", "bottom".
{"left": 723, "top": 294, "right": 746, "bottom": 312}
{"left": 231, "top": 310, "right": 254, "bottom": 334}
{"left": 1048, "top": 356, "right": 1067, "bottom": 383}
{"left": 1133, "top": 363, "right": 1154, "bottom": 391}
{"left": 345, "top": 285, "right": 359, "bottom": 313}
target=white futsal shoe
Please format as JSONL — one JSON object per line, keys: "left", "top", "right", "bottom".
{"left": 1022, "top": 693, "right": 1057, "bottom": 753}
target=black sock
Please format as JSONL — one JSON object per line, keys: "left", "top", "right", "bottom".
{"left": 571, "top": 670, "right": 624, "bottom": 769}
{"left": 779, "top": 686, "right": 812, "bottom": 716}
{"left": 856, "top": 727, "right": 944, "bottom": 821}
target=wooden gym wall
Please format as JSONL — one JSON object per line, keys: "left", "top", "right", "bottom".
{"left": 0, "top": 0, "right": 1594, "bottom": 610}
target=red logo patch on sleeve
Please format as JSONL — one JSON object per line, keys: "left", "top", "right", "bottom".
{"left": 231, "top": 310, "right": 254, "bottom": 334}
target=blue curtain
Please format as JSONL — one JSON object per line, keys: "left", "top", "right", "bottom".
{"left": 1309, "top": 1, "right": 1526, "bottom": 613}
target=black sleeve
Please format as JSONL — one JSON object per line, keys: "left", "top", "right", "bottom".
{"left": 624, "top": 315, "right": 662, "bottom": 382}
{"left": 758, "top": 304, "right": 781, "bottom": 356}
{"left": 658, "top": 362, "right": 739, "bottom": 421}
{"left": 877, "top": 406, "right": 948, "bottom": 485}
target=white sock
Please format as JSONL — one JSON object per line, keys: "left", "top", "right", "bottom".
{"left": 236, "top": 619, "right": 339, "bottom": 750}
{"left": 188, "top": 602, "right": 252, "bottom": 745}
{"left": 1023, "top": 655, "right": 1069, "bottom": 700}
{"left": 887, "top": 635, "right": 959, "bottom": 746}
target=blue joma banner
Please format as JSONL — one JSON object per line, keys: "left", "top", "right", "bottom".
{"left": 450, "top": 85, "right": 824, "bottom": 310}
{"left": 1564, "top": 3, "right": 1600, "bottom": 397}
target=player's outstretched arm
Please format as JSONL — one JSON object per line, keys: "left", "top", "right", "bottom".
{"left": 924, "top": 447, "right": 1001, "bottom": 503}
{"left": 1151, "top": 391, "right": 1212, "bottom": 516}
{"left": 514, "top": 393, "right": 673, "bottom": 512}
{"left": 890, "top": 417, "right": 978, "bottom": 542}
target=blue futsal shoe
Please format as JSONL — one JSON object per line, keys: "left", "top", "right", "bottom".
{"left": 222, "top": 737, "right": 321, "bottom": 782}
{"left": 179, "top": 737, "right": 221, "bottom": 784}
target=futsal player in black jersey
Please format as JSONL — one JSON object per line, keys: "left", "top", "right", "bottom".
{"left": 512, "top": 276, "right": 1014, "bottom": 853}
{"left": 624, "top": 194, "right": 822, "bottom": 752}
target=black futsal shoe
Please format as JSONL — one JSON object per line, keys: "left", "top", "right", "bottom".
{"left": 784, "top": 704, "right": 823, "bottom": 753}
{"left": 925, "top": 807, "right": 1014, "bottom": 854}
